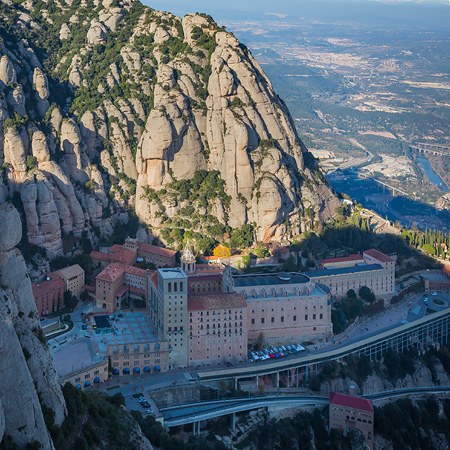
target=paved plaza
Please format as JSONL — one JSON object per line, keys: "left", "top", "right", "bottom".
{"left": 91, "top": 312, "right": 159, "bottom": 353}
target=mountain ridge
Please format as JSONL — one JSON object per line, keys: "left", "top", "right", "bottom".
{"left": 0, "top": 0, "right": 337, "bottom": 259}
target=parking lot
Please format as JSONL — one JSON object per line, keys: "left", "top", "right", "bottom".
{"left": 249, "top": 344, "right": 306, "bottom": 362}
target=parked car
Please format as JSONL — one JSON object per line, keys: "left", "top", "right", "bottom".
{"left": 431, "top": 291, "right": 438, "bottom": 296}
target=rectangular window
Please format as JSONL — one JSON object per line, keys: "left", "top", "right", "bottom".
{"left": 305, "top": 315, "right": 308, "bottom": 321}
{"left": 281, "top": 316, "right": 284, "bottom": 323}
{"left": 261, "top": 318, "right": 265, "bottom": 324}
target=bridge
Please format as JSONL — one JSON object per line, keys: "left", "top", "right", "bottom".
{"left": 358, "top": 172, "right": 409, "bottom": 197}
{"left": 410, "top": 143, "right": 450, "bottom": 157}
{"left": 196, "top": 308, "right": 450, "bottom": 389}
{"left": 161, "top": 395, "right": 328, "bottom": 430}
{"left": 160, "top": 386, "right": 450, "bottom": 432}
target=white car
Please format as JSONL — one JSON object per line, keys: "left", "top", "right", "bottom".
{"left": 431, "top": 291, "right": 438, "bottom": 296}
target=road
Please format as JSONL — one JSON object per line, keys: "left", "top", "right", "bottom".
{"left": 161, "top": 395, "right": 328, "bottom": 427}
{"left": 159, "top": 386, "right": 450, "bottom": 427}
{"left": 97, "top": 287, "right": 447, "bottom": 395}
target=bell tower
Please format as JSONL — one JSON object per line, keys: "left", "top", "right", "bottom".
{"left": 181, "top": 241, "right": 196, "bottom": 274}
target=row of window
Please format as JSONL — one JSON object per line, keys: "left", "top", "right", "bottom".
{"left": 191, "top": 309, "right": 242, "bottom": 316}
{"left": 167, "top": 281, "right": 184, "bottom": 293}
{"left": 250, "top": 314, "right": 323, "bottom": 325}
{"left": 120, "top": 359, "right": 160, "bottom": 367}
{"left": 191, "top": 316, "right": 243, "bottom": 322}
{"left": 74, "top": 367, "right": 106, "bottom": 382}
{"left": 250, "top": 305, "right": 323, "bottom": 313}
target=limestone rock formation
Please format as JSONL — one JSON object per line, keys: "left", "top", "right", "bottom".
{"left": 0, "top": 0, "right": 338, "bottom": 257}
{"left": 0, "top": 202, "right": 66, "bottom": 448}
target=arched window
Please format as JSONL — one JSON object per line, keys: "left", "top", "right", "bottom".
{"left": 174, "top": 282, "right": 178, "bottom": 292}
{"left": 168, "top": 282, "right": 172, "bottom": 293}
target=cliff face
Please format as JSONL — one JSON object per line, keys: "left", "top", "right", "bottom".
{"left": 0, "top": 202, "right": 66, "bottom": 448}
{"left": 0, "top": 0, "right": 337, "bottom": 257}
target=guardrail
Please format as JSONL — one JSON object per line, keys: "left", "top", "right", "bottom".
{"left": 197, "top": 308, "right": 450, "bottom": 381}
{"left": 161, "top": 386, "right": 450, "bottom": 427}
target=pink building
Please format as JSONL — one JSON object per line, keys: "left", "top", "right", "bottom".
{"left": 32, "top": 273, "right": 66, "bottom": 316}
{"left": 188, "top": 293, "right": 248, "bottom": 368}
{"left": 231, "top": 272, "right": 332, "bottom": 345}
{"left": 95, "top": 263, "right": 148, "bottom": 311}
{"left": 329, "top": 393, "right": 374, "bottom": 450}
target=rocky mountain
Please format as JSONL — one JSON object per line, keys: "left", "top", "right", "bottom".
{"left": 0, "top": 0, "right": 337, "bottom": 259}
{"left": 0, "top": 202, "right": 66, "bottom": 448}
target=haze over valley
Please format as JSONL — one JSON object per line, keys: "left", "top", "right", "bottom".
{"left": 149, "top": 0, "right": 450, "bottom": 230}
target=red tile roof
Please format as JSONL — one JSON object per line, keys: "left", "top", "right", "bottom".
{"left": 329, "top": 393, "right": 373, "bottom": 413}
{"left": 188, "top": 273, "right": 223, "bottom": 282}
{"left": 202, "top": 256, "right": 220, "bottom": 261}
{"left": 323, "top": 254, "right": 363, "bottom": 264}
{"left": 138, "top": 242, "right": 177, "bottom": 259}
{"left": 32, "top": 273, "right": 65, "bottom": 297}
{"left": 188, "top": 293, "right": 246, "bottom": 311}
{"left": 129, "top": 286, "right": 145, "bottom": 296}
{"left": 363, "top": 249, "right": 394, "bottom": 263}
{"left": 90, "top": 251, "right": 111, "bottom": 262}
{"left": 116, "top": 286, "right": 128, "bottom": 297}
{"left": 124, "top": 266, "right": 147, "bottom": 278}
{"left": 91, "top": 245, "right": 136, "bottom": 265}
{"left": 150, "top": 271, "right": 159, "bottom": 288}
{"left": 96, "top": 263, "right": 125, "bottom": 283}
{"left": 194, "top": 264, "right": 224, "bottom": 273}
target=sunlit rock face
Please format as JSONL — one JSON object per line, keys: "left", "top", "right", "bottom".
{"left": 0, "top": 0, "right": 338, "bottom": 256}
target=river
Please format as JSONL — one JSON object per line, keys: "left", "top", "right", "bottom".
{"left": 416, "top": 156, "right": 448, "bottom": 192}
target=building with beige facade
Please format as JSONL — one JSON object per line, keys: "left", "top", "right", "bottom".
{"left": 55, "top": 264, "right": 85, "bottom": 298}
{"left": 329, "top": 392, "right": 374, "bottom": 450}
{"left": 61, "top": 359, "right": 109, "bottom": 390}
{"left": 54, "top": 311, "right": 169, "bottom": 387}
{"left": 95, "top": 263, "right": 147, "bottom": 311}
{"left": 53, "top": 338, "right": 109, "bottom": 390}
{"left": 322, "top": 254, "right": 364, "bottom": 269}
{"left": 309, "top": 249, "right": 396, "bottom": 298}
{"left": 231, "top": 272, "right": 332, "bottom": 345}
{"left": 421, "top": 269, "right": 450, "bottom": 294}
{"left": 147, "top": 268, "right": 188, "bottom": 369}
